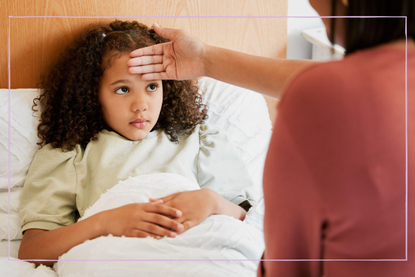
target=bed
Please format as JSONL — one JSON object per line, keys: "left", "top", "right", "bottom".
{"left": 0, "top": 0, "right": 288, "bottom": 275}
{"left": 0, "top": 76, "right": 272, "bottom": 276}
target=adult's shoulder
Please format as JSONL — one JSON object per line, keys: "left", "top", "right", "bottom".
{"left": 286, "top": 59, "right": 353, "bottom": 97}
{"left": 279, "top": 51, "right": 383, "bottom": 116}
{"left": 283, "top": 47, "right": 406, "bottom": 102}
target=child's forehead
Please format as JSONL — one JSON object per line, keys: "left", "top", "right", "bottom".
{"left": 102, "top": 51, "right": 126, "bottom": 69}
{"left": 101, "top": 53, "right": 132, "bottom": 76}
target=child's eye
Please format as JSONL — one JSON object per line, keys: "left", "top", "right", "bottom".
{"left": 115, "top": 87, "right": 129, "bottom": 94}
{"left": 146, "top": 84, "right": 158, "bottom": 92}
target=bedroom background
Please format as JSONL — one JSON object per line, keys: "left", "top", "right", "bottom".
{"left": 0, "top": 0, "right": 289, "bottom": 263}
{"left": 0, "top": 0, "right": 333, "bottom": 271}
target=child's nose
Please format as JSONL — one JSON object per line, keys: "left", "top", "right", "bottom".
{"left": 131, "top": 97, "right": 148, "bottom": 112}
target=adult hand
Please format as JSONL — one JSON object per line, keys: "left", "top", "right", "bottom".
{"left": 149, "top": 189, "right": 218, "bottom": 234}
{"left": 100, "top": 201, "right": 183, "bottom": 239}
{"left": 128, "top": 22, "right": 207, "bottom": 81}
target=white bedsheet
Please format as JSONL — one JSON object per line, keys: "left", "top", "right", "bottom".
{"left": 0, "top": 256, "right": 58, "bottom": 277}
{"left": 54, "top": 173, "right": 265, "bottom": 277}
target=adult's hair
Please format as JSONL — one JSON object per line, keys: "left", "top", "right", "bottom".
{"left": 332, "top": 0, "right": 414, "bottom": 54}
{"left": 34, "top": 20, "right": 208, "bottom": 151}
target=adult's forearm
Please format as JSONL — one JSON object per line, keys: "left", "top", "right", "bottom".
{"left": 204, "top": 45, "right": 319, "bottom": 99}
{"left": 18, "top": 213, "right": 104, "bottom": 266}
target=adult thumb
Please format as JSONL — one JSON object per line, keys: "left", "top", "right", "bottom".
{"left": 153, "top": 22, "right": 176, "bottom": 41}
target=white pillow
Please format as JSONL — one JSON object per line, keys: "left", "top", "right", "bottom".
{"left": 0, "top": 79, "right": 272, "bottom": 242}
{"left": 0, "top": 188, "right": 23, "bottom": 240}
{"left": 0, "top": 89, "right": 40, "bottom": 190}
{"left": 199, "top": 77, "right": 272, "bottom": 194}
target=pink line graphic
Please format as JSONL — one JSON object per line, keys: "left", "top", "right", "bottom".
{"left": 7, "top": 15, "right": 408, "bottom": 263}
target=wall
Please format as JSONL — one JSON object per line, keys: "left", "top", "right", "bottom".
{"left": 1, "top": 0, "right": 288, "bottom": 126}
{"left": 286, "top": 0, "right": 325, "bottom": 59}
{"left": 1, "top": 0, "right": 288, "bottom": 89}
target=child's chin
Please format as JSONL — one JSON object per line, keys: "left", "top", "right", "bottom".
{"left": 128, "top": 132, "right": 149, "bottom": 141}
{"left": 119, "top": 130, "right": 150, "bottom": 141}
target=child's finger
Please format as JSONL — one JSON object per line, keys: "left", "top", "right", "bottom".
{"left": 143, "top": 213, "right": 183, "bottom": 232}
{"left": 131, "top": 229, "right": 162, "bottom": 240}
{"left": 177, "top": 220, "right": 193, "bottom": 235}
{"left": 149, "top": 198, "right": 163, "bottom": 204}
{"left": 153, "top": 192, "right": 180, "bottom": 204}
{"left": 139, "top": 222, "right": 177, "bottom": 238}
{"left": 146, "top": 202, "right": 182, "bottom": 218}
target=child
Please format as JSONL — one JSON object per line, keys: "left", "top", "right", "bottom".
{"left": 18, "top": 20, "right": 257, "bottom": 267}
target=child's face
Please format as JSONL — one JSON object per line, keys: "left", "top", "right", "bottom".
{"left": 98, "top": 53, "right": 163, "bottom": 141}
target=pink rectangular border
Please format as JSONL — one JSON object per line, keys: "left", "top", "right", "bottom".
{"left": 7, "top": 15, "right": 408, "bottom": 262}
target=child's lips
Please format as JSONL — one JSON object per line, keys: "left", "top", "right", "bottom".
{"left": 130, "top": 119, "right": 149, "bottom": 128}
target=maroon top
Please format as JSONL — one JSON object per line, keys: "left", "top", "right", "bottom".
{"left": 258, "top": 46, "right": 415, "bottom": 276}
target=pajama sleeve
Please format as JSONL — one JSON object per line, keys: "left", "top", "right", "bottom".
{"left": 19, "top": 144, "right": 79, "bottom": 234}
{"left": 197, "top": 123, "right": 259, "bottom": 205}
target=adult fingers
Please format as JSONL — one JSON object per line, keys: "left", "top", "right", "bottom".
{"left": 128, "top": 64, "right": 165, "bottom": 75}
{"left": 140, "top": 72, "right": 174, "bottom": 81}
{"left": 130, "top": 44, "right": 165, "bottom": 58}
{"left": 128, "top": 55, "right": 164, "bottom": 67}
{"left": 153, "top": 22, "right": 180, "bottom": 41}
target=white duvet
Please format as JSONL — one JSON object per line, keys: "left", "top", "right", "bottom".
{"left": 54, "top": 173, "right": 265, "bottom": 277}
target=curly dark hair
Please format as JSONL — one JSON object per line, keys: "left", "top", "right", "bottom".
{"left": 33, "top": 20, "right": 208, "bottom": 151}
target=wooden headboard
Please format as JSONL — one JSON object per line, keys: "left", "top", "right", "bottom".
{"left": 1, "top": 0, "right": 288, "bottom": 123}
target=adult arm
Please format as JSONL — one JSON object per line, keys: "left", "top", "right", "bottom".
{"left": 204, "top": 45, "right": 317, "bottom": 99}
{"left": 128, "top": 23, "right": 318, "bottom": 100}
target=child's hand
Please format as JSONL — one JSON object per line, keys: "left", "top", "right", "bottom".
{"left": 99, "top": 201, "right": 184, "bottom": 239}
{"left": 149, "top": 189, "right": 218, "bottom": 234}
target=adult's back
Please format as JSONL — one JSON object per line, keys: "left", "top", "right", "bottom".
{"left": 260, "top": 42, "right": 414, "bottom": 277}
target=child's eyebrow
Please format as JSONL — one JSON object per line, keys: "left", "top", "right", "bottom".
{"left": 109, "top": 79, "right": 132, "bottom": 86}
{"left": 109, "top": 79, "right": 160, "bottom": 86}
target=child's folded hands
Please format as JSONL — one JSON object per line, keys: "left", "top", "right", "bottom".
{"left": 98, "top": 201, "right": 184, "bottom": 239}
{"left": 149, "top": 188, "right": 220, "bottom": 235}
